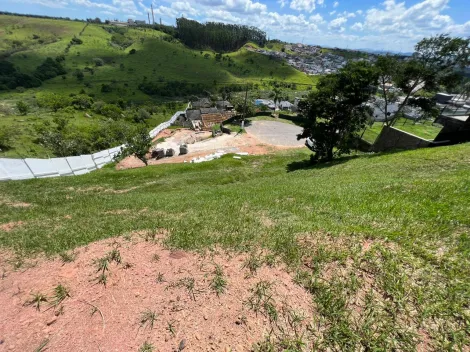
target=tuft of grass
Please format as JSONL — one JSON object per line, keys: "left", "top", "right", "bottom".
{"left": 210, "top": 265, "right": 227, "bottom": 296}
{"left": 139, "top": 309, "right": 158, "bottom": 330}
{"left": 246, "top": 281, "right": 278, "bottom": 323}
{"left": 156, "top": 272, "right": 165, "bottom": 283}
{"left": 26, "top": 292, "right": 48, "bottom": 311}
{"left": 52, "top": 284, "right": 70, "bottom": 307}
{"left": 59, "top": 251, "right": 76, "bottom": 263}
{"left": 107, "top": 249, "right": 121, "bottom": 264}
{"left": 167, "top": 321, "right": 177, "bottom": 336}
{"left": 138, "top": 341, "right": 154, "bottom": 352}
{"left": 33, "top": 339, "right": 49, "bottom": 352}
{"left": 151, "top": 253, "right": 160, "bottom": 262}
{"left": 169, "top": 277, "right": 200, "bottom": 301}
{"left": 243, "top": 252, "right": 263, "bottom": 275}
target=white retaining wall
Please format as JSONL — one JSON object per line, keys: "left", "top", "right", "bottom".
{"left": 0, "top": 108, "right": 187, "bottom": 181}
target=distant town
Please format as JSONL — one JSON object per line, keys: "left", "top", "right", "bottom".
{"left": 247, "top": 43, "right": 378, "bottom": 75}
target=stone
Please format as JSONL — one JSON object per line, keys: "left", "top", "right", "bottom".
{"left": 179, "top": 145, "right": 188, "bottom": 155}
{"left": 166, "top": 148, "right": 175, "bottom": 157}
{"left": 151, "top": 148, "right": 165, "bottom": 159}
{"left": 46, "top": 317, "right": 57, "bottom": 326}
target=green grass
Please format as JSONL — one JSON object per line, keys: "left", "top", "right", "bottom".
{"left": 392, "top": 118, "right": 443, "bottom": 140}
{"left": 0, "top": 144, "right": 469, "bottom": 348}
{"left": 362, "top": 122, "right": 384, "bottom": 144}
{"left": 362, "top": 119, "right": 443, "bottom": 144}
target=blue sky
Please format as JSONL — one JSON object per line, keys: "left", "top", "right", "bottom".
{"left": 2, "top": 0, "right": 470, "bottom": 51}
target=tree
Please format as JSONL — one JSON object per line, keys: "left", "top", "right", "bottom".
{"left": 116, "top": 127, "right": 152, "bottom": 166}
{"left": 297, "top": 61, "right": 377, "bottom": 162}
{"left": 386, "top": 35, "right": 470, "bottom": 125}
{"left": 74, "top": 69, "right": 84, "bottom": 81}
{"left": 374, "top": 55, "right": 402, "bottom": 126}
{"left": 269, "top": 87, "right": 282, "bottom": 106}
{"left": 16, "top": 101, "right": 29, "bottom": 115}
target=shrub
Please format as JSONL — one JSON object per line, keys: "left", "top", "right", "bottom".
{"left": 71, "top": 94, "right": 94, "bottom": 110}
{"left": 134, "top": 108, "right": 151, "bottom": 123}
{"left": 70, "top": 36, "right": 83, "bottom": 45}
{"left": 16, "top": 101, "right": 29, "bottom": 115}
{"left": 74, "top": 70, "right": 84, "bottom": 81}
{"left": 100, "top": 104, "right": 122, "bottom": 120}
{"left": 36, "top": 92, "right": 72, "bottom": 112}
{"left": 0, "top": 126, "right": 16, "bottom": 150}
{"left": 101, "top": 84, "right": 112, "bottom": 93}
{"left": 93, "top": 58, "right": 104, "bottom": 66}
{"left": 34, "top": 57, "right": 66, "bottom": 81}
{"left": 92, "top": 101, "right": 105, "bottom": 114}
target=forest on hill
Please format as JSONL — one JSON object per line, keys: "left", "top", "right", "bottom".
{"left": 175, "top": 18, "right": 267, "bottom": 52}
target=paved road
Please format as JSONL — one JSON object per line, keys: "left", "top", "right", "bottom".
{"left": 245, "top": 120, "right": 304, "bottom": 147}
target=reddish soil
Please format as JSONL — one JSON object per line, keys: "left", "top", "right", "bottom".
{"left": 117, "top": 128, "right": 302, "bottom": 170}
{"left": 0, "top": 238, "right": 312, "bottom": 351}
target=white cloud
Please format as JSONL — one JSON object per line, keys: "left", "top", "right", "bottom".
{"left": 15, "top": 0, "right": 68, "bottom": 8}
{"left": 339, "top": 11, "right": 355, "bottom": 18}
{"left": 290, "top": 0, "right": 322, "bottom": 13}
{"left": 351, "top": 22, "right": 363, "bottom": 31}
{"left": 205, "top": 9, "right": 242, "bottom": 23}
{"left": 333, "top": 1, "right": 339, "bottom": 8}
{"left": 329, "top": 16, "right": 347, "bottom": 32}
{"left": 153, "top": 5, "right": 178, "bottom": 18}
{"left": 365, "top": 0, "right": 453, "bottom": 34}
{"left": 329, "top": 10, "right": 336, "bottom": 15}
{"left": 309, "top": 13, "right": 325, "bottom": 24}
{"left": 172, "top": 1, "right": 198, "bottom": 16}
{"left": 356, "top": 9, "right": 363, "bottom": 15}
{"left": 278, "top": 0, "right": 287, "bottom": 8}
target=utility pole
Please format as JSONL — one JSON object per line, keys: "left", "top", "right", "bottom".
{"left": 148, "top": 12, "right": 151, "bottom": 25}
{"left": 151, "top": 4, "right": 155, "bottom": 25}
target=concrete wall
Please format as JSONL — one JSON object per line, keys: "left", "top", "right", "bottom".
{"left": 372, "top": 126, "right": 431, "bottom": 152}
{"left": 1, "top": 106, "right": 189, "bottom": 181}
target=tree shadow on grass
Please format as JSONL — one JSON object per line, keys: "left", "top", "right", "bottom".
{"left": 286, "top": 155, "right": 357, "bottom": 172}
{"left": 286, "top": 149, "right": 406, "bottom": 173}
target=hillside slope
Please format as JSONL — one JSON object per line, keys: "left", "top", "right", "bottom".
{"left": 0, "top": 15, "right": 314, "bottom": 102}
{"left": 1, "top": 144, "right": 469, "bottom": 349}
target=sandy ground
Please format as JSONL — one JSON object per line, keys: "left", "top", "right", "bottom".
{"left": 0, "top": 237, "right": 313, "bottom": 351}
{"left": 118, "top": 122, "right": 304, "bottom": 170}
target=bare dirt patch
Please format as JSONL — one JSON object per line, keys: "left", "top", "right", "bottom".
{"left": 0, "top": 196, "right": 32, "bottom": 208}
{"left": 117, "top": 127, "right": 303, "bottom": 170}
{"left": 0, "top": 221, "right": 24, "bottom": 232}
{"left": 0, "top": 238, "right": 312, "bottom": 352}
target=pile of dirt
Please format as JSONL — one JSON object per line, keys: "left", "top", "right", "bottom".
{"left": 0, "top": 237, "right": 312, "bottom": 351}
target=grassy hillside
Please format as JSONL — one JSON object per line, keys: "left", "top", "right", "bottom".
{"left": 1, "top": 144, "right": 469, "bottom": 349}
{"left": 0, "top": 15, "right": 314, "bottom": 103}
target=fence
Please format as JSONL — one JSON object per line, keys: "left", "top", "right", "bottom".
{"left": 0, "top": 107, "right": 188, "bottom": 181}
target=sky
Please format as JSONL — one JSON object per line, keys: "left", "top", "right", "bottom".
{"left": 2, "top": 0, "right": 470, "bottom": 52}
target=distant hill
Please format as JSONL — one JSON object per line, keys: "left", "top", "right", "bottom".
{"left": 0, "top": 14, "right": 315, "bottom": 102}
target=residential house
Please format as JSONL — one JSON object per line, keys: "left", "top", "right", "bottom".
{"left": 215, "top": 101, "right": 234, "bottom": 111}
{"left": 191, "top": 98, "right": 212, "bottom": 109}
{"left": 254, "top": 99, "right": 276, "bottom": 110}
{"left": 279, "top": 101, "right": 294, "bottom": 111}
